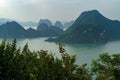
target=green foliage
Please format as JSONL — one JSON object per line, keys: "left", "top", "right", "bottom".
{"left": 0, "top": 39, "right": 119, "bottom": 80}
{"left": 91, "top": 53, "right": 120, "bottom": 80}
{"left": 50, "top": 24, "right": 108, "bottom": 43}
{"left": 0, "top": 40, "right": 92, "bottom": 80}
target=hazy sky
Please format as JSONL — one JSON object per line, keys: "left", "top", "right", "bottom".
{"left": 0, "top": 0, "right": 120, "bottom": 22}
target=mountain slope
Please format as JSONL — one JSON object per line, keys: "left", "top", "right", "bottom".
{"left": 37, "top": 23, "right": 63, "bottom": 37}
{"left": 54, "top": 21, "right": 63, "bottom": 30}
{"left": 0, "top": 21, "right": 26, "bottom": 38}
{"left": 0, "top": 21, "right": 63, "bottom": 38}
{"left": 46, "top": 10, "right": 120, "bottom": 43}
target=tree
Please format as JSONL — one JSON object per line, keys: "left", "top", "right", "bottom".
{"left": 0, "top": 39, "right": 119, "bottom": 80}
{"left": 91, "top": 53, "right": 120, "bottom": 80}
{"left": 0, "top": 40, "right": 92, "bottom": 80}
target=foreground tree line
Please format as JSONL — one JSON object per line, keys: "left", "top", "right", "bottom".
{"left": 0, "top": 39, "right": 120, "bottom": 80}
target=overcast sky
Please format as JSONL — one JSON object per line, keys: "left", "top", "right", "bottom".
{"left": 0, "top": 0, "right": 120, "bottom": 22}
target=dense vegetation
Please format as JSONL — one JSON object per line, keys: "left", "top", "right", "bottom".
{"left": 47, "top": 10, "right": 120, "bottom": 43}
{"left": 0, "top": 39, "right": 120, "bottom": 80}
{"left": 47, "top": 24, "right": 108, "bottom": 43}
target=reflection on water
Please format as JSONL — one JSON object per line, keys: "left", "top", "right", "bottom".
{"left": 0, "top": 38, "right": 120, "bottom": 66}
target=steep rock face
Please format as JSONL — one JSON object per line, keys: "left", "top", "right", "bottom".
{"left": 46, "top": 10, "right": 120, "bottom": 43}
{"left": 47, "top": 24, "right": 108, "bottom": 43}
{"left": 54, "top": 21, "right": 63, "bottom": 30}
{"left": 69, "top": 10, "right": 120, "bottom": 39}
{"left": 0, "top": 21, "right": 26, "bottom": 38}
{"left": 38, "top": 19, "right": 52, "bottom": 27}
{"left": 37, "top": 23, "right": 63, "bottom": 37}
{"left": 26, "top": 28, "right": 38, "bottom": 37}
{"left": 37, "top": 23, "right": 49, "bottom": 31}
{"left": 0, "top": 20, "right": 63, "bottom": 38}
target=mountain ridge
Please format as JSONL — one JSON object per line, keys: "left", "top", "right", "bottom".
{"left": 46, "top": 10, "right": 120, "bottom": 43}
{"left": 0, "top": 21, "right": 63, "bottom": 38}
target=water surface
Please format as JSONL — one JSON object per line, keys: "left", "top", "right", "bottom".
{"left": 1, "top": 38, "right": 120, "bottom": 66}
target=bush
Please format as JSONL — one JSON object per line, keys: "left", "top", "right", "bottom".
{"left": 0, "top": 39, "right": 119, "bottom": 80}
{"left": 91, "top": 53, "right": 120, "bottom": 80}
{"left": 0, "top": 39, "right": 92, "bottom": 80}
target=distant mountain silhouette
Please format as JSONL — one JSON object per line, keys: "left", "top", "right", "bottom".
{"left": 0, "top": 18, "right": 37, "bottom": 28}
{"left": 37, "top": 23, "right": 49, "bottom": 31}
{"left": 0, "top": 21, "right": 26, "bottom": 38}
{"left": 26, "top": 28, "right": 38, "bottom": 38}
{"left": 46, "top": 10, "right": 120, "bottom": 43}
{"left": 38, "top": 19, "right": 52, "bottom": 27}
{"left": 54, "top": 21, "right": 63, "bottom": 30}
{"left": 37, "top": 22, "right": 63, "bottom": 37}
{"left": 0, "top": 21, "right": 63, "bottom": 38}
